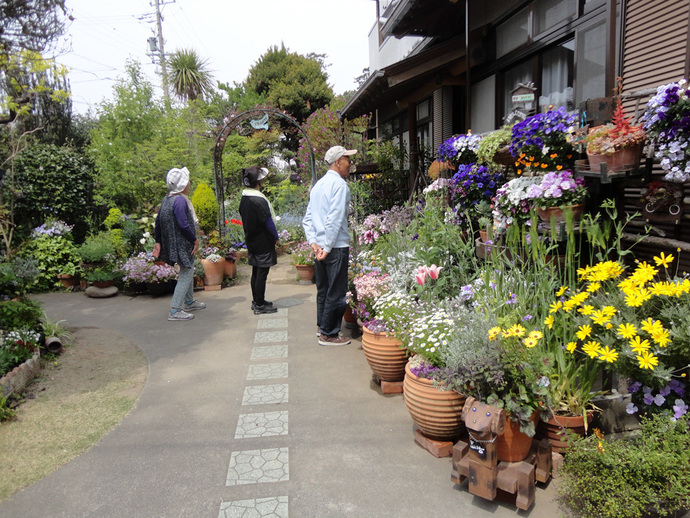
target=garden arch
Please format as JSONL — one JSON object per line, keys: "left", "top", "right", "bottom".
{"left": 212, "top": 108, "right": 317, "bottom": 232}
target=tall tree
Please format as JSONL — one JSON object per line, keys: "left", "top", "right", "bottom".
{"left": 0, "top": 0, "right": 68, "bottom": 54}
{"left": 244, "top": 44, "right": 333, "bottom": 123}
{"left": 167, "top": 48, "right": 214, "bottom": 103}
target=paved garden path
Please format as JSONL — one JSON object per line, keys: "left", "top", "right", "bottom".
{"left": 0, "top": 265, "right": 559, "bottom": 517}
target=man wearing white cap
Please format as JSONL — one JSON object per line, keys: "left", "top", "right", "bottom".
{"left": 153, "top": 167, "right": 206, "bottom": 321}
{"left": 302, "top": 145, "right": 357, "bottom": 346}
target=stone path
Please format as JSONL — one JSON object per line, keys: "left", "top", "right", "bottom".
{"left": 221, "top": 308, "right": 291, "bottom": 517}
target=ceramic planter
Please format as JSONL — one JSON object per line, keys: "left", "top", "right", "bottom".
{"left": 295, "top": 264, "right": 314, "bottom": 284}
{"left": 201, "top": 258, "right": 226, "bottom": 288}
{"left": 224, "top": 260, "right": 237, "bottom": 279}
{"left": 495, "top": 413, "right": 538, "bottom": 462}
{"left": 537, "top": 204, "right": 585, "bottom": 225}
{"left": 403, "top": 363, "right": 466, "bottom": 441}
{"left": 537, "top": 411, "right": 594, "bottom": 453}
{"left": 361, "top": 325, "right": 408, "bottom": 382}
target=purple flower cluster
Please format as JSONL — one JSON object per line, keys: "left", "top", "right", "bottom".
{"left": 450, "top": 163, "right": 504, "bottom": 213}
{"left": 509, "top": 107, "right": 577, "bottom": 170}
{"left": 120, "top": 253, "right": 178, "bottom": 284}
{"left": 627, "top": 379, "right": 688, "bottom": 421}
{"left": 642, "top": 79, "right": 690, "bottom": 181}
{"left": 31, "top": 220, "right": 74, "bottom": 238}
{"left": 525, "top": 170, "right": 587, "bottom": 207}
{"left": 438, "top": 133, "right": 482, "bottom": 164}
{"left": 409, "top": 360, "right": 442, "bottom": 379}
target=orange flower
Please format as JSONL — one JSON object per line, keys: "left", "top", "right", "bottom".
{"left": 550, "top": 153, "right": 558, "bottom": 158}
{"left": 556, "top": 165, "right": 563, "bottom": 170}
{"left": 541, "top": 163, "right": 548, "bottom": 168}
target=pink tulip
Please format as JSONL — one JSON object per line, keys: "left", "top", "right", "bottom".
{"left": 427, "top": 264, "right": 442, "bottom": 280}
{"left": 415, "top": 270, "right": 427, "bottom": 285}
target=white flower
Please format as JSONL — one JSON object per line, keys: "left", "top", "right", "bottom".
{"left": 143, "top": 232, "right": 150, "bottom": 238}
{"left": 140, "top": 238, "right": 146, "bottom": 244}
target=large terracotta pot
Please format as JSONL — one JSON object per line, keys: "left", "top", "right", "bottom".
{"left": 295, "top": 264, "right": 314, "bottom": 285}
{"left": 201, "top": 258, "right": 225, "bottom": 287}
{"left": 361, "top": 325, "right": 408, "bottom": 382}
{"left": 587, "top": 143, "right": 643, "bottom": 173}
{"left": 56, "top": 274, "right": 79, "bottom": 289}
{"left": 537, "top": 204, "right": 585, "bottom": 225}
{"left": 496, "top": 412, "right": 538, "bottom": 462}
{"left": 224, "top": 260, "right": 237, "bottom": 279}
{"left": 403, "top": 363, "right": 466, "bottom": 441}
{"left": 537, "top": 411, "right": 594, "bottom": 453}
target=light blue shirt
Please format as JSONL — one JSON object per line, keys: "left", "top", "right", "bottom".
{"left": 302, "top": 170, "right": 350, "bottom": 253}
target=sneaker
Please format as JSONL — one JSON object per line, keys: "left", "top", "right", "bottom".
{"left": 253, "top": 304, "right": 278, "bottom": 315}
{"left": 251, "top": 300, "right": 274, "bottom": 311}
{"left": 316, "top": 326, "right": 320, "bottom": 337}
{"left": 318, "top": 333, "right": 351, "bottom": 346}
{"left": 184, "top": 300, "right": 206, "bottom": 311}
{"left": 168, "top": 310, "right": 195, "bottom": 321}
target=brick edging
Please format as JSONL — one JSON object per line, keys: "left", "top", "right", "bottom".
{"left": 0, "top": 349, "right": 41, "bottom": 398}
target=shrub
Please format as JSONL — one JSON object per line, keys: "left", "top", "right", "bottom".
{"left": 559, "top": 415, "right": 690, "bottom": 518}
{"left": 192, "top": 182, "right": 219, "bottom": 234}
{"left": 78, "top": 232, "right": 116, "bottom": 263}
{"left": 19, "top": 228, "right": 81, "bottom": 292}
{"left": 0, "top": 298, "right": 43, "bottom": 331}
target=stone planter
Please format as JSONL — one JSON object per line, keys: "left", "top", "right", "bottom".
{"left": 361, "top": 325, "right": 408, "bottom": 382}
{"left": 0, "top": 349, "right": 40, "bottom": 398}
{"left": 403, "top": 362, "right": 466, "bottom": 442}
{"left": 295, "top": 264, "right": 315, "bottom": 285}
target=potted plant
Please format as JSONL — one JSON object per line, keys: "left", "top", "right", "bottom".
{"left": 585, "top": 100, "right": 646, "bottom": 172}
{"left": 41, "top": 315, "right": 71, "bottom": 354}
{"left": 449, "top": 163, "right": 505, "bottom": 230}
{"left": 476, "top": 125, "right": 513, "bottom": 168}
{"left": 509, "top": 107, "right": 578, "bottom": 174}
{"left": 642, "top": 78, "right": 690, "bottom": 182}
{"left": 193, "top": 257, "right": 205, "bottom": 289}
{"left": 198, "top": 246, "right": 226, "bottom": 290}
{"left": 84, "top": 265, "right": 119, "bottom": 289}
{"left": 491, "top": 175, "right": 542, "bottom": 233}
{"left": 289, "top": 241, "right": 315, "bottom": 284}
{"left": 438, "top": 132, "right": 482, "bottom": 167}
{"left": 78, "top": 232, "right": 116, "bottom": 268}
{"left": 524, "top": 170, "right": 589, "bottom": 225}
{"left": 119, "top": 253, "right": 178, "bottom": 295}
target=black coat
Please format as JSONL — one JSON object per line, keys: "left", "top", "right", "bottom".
{"left": 239, "top": 195, "right": 277, "bottom": 268}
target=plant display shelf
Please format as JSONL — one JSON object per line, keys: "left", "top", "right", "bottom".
{"left": 574, "top": 158, "right": 648, "bottom": 184}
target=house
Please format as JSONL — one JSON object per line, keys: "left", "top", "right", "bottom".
{"left": 342, "top": 0, "right": 690, "bottom": 266}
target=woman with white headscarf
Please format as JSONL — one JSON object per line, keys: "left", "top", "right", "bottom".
{"left": 153, "top": 167, "right": 206, "bottom": 321}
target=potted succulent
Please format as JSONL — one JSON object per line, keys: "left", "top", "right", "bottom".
{"left": 585, "top": 100, "right": 646, "bottom": 172}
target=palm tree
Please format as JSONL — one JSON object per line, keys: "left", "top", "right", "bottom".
{"left": 167, "top": 48, "right": 214, "bottom": 102}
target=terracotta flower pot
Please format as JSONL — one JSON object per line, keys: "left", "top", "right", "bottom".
{"left": 343, "top": 306, "right": 358, "bottom": 329}
{"left": 361, "top": 325, "right": 408, "bottom": 382}
{"left": 92, "top": 280, "right": 114, "bottom": 289}
{"left": 201, "top": 258, "right": 226, "bottom": 287}
{"left": 403, "top": 363, "right": 466, "bottom": 441}
{"left": 587, "top": 143, "right": 643, "bottom": 173}
{"left": 537, "top": 204, "right": 585, "bottom": 225}
{"left": 537, "top": 411, "right": 594, "bottom": 453}
{"left": 224, "top": 260, "right": 237, "bottom": 279}
{"left": 495, "top": 413, "right": 538, "bottom": 462}
{"left": 295, "top": 264, "right": 314, "bottom": 284}
{"left": 56, "top": 274, "right": 79, "bottom": 288}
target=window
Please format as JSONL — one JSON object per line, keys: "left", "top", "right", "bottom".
{"left": 534, "top": 0, "right": 576, "bottom": 35}
{"left": 540, "top": 39, "right": 574, "bottom": 111}
{"left": 575, "top": 22, "right": 606, "bottom": 104}
{"left": 497, "top": 7, "right": 530, "bottom": 57}
{"left": 471, "top": 75, "right": 497, "bottom": 133}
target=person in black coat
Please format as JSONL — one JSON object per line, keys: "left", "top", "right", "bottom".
{"left": 239, "top": 166, "right": 279, "bottom": 315}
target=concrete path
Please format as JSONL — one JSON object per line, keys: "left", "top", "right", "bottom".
{"left": 0, "top": 259, "right": 559, "bottom": 517}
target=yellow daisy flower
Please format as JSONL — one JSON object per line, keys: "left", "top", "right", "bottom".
{"left": 582, "top": 341, "right": 602, "bottom": 358}
{"left": 523, "top": 337, "right": 538, "bottom": 348}
{"left": 653, "top": 252, "right": 674, "bottom": 268}
{"left": 651, "top": 328, "right": 671, "bottom": 347}
{"left": 549, "top": 301, "right": 563, "bottom": 314}
{"left": 640, "top": 318, "right": 663, "bottom": 335}
{"left": 576, "top": 324, "right": 592, "bottom": 341}
{"left": 637, "top": 350, "right": 659, "bottom": 370}
{"left": 566, "top": 342, "right": 577, "bottom": 353}
{"left": 544, "top": 315, "right": 554, "bottom": 329}
{"left": 488, "top": 327, "right": 502, "bottom": 340}
{"left": 629, "top": 336, "right": 651, "bottom": 354}
{"left": 617, "top": 323, "right": 637, "bottom": 339}
{"left": 578, "top": 305, "right": 595, "bottom": 315}
{"left": 528, "top": 330, "right": 543, "bottom": 341}
{"left": 598, "top": 346, "right": 619, "bottom": 363}
{"left": 587, "top": 282, "right": 601, "bottom": 293}
{"left": 556, "top": 286, "right": 568, "bottom": 297}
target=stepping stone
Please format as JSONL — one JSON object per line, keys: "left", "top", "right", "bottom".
{"left": 84, "top": 286, "right": 118, "bottom": 298}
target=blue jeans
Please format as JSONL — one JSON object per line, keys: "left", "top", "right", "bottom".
{"left": 171, "top": 264, "right": 194, "bottom": 311}
{"left": 314, "top": 247, "right": 349, "bottom": 337}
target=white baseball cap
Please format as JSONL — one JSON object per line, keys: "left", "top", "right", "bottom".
{"left": 324, "top": 146, "right": 358, "bottom": 164}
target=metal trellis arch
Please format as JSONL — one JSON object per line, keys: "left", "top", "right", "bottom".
{"left": 212, "top": 108, "right": 317, "bottom": 233}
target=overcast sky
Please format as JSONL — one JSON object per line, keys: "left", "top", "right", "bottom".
{"left": 55, "top": 0, "right": 377, "bottom": 114}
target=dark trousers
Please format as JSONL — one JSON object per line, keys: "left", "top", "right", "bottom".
{"left": 314, "top": 247, "right": 349, "bottom": 337}
{"left": 250, "top": 265, "right": 270, "bottom": 305}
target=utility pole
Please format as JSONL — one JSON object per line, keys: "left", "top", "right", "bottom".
{"left": 142, "top": 0, "right": 174, "bottom": 102}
